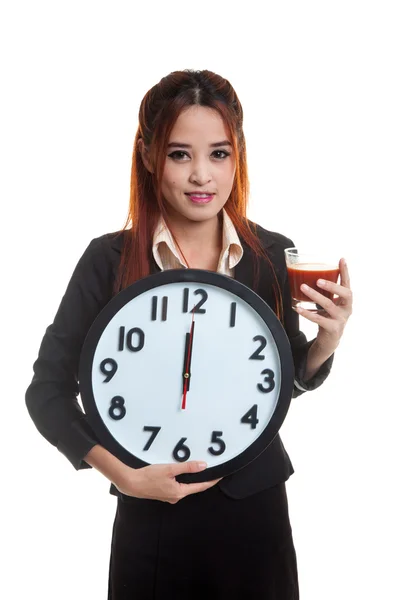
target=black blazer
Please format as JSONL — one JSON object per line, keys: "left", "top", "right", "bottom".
{"left": 25, "top": 222, "right": 333, "bottom": 500}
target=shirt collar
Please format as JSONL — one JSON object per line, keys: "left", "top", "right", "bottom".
{"left": 221, "top": 208, "right": 243, "bottom": 269}
{"left": 152, "top": 208, "right": 243, "bottom": 271}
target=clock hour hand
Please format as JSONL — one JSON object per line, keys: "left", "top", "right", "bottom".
{"left": 181, "top": 311, "right": 195, "bottom": 410}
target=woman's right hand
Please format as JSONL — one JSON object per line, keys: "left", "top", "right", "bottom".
{"left": 114, "top": 461, "right": 221, "bottom": 504}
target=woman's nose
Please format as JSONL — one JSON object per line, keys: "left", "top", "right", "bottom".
{"left": 189, "top": 162, "right": 212, "bottom": 186}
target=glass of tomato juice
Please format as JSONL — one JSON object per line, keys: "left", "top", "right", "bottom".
{"left": 284, "top": 248, "right": 340, "bottom": 313}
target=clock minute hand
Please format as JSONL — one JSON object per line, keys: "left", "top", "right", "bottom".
{"left": 181, "top": 311, "right": 195, "bottom": 410}
{"left": 186, "top": 319, "right": 195, "bottom": 393}
{"left": 182, "top": 332, "right": 190, "bottom": 393}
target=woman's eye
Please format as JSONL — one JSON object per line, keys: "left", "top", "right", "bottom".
{"left": 213, "top": 150, "right": 230, "bottom": 159}
{"left": 168, "top": 150, "right": 231, "bottom": 161}
{"left": 169, "top": 151, "right": 187, "bottom": 160}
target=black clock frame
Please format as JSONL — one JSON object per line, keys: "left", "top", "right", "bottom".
{"left": 79, "top": 268, "right": 294, "bottom": 483}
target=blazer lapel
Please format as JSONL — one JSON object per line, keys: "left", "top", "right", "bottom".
{"left": 150, "top": 254, "right": 162, "bottom": 275}
{"left": 232, "top": 241, "right": 255, "bottom": 290}
{"left": 235, "top": 239, "right": 275, "bottom": 308}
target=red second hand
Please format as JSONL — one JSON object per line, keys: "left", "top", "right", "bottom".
{"left": 181, "top": 309, "right": 195, "bottom": 410}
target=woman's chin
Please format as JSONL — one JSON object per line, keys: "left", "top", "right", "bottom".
{"left": 166, "top": 204, "right": 219, "bottom": 223}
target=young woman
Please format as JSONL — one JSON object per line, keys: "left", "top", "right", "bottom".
{"left": 26, "top": 69, "right": 352, "bottom": 599}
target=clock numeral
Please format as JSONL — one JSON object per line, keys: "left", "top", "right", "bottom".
{"left": 118, "top": 326, "right": 124, "bottom": 351}
{"left": 257, "top": 369, "right": 275, "bottom": 393}
{"left": 241, "top": 405, "right": 259, "bottom": 429}
{"left": 143, "top": 426, "right": 161, "bottom": 451}
{"left": 208, "top": 431, "right": 226, "bottom": 456}
{"left": 249, "top": 335, "right": 267, "bottom": 360}
{"left": 100, "top": 358, "right": 118, "bottom": 382}
{"left": 173, "top": 437, "right": 191, "bottom": 462}
{"left": 108, "top": 396, "right": 126, "bottom": 420}
{"left": 229, "top": 302, "right": 237, "bottom": 327}
{"left": 118, "top": 326, "right": 145, "bottom": 352}
{"left": 151, "top": 296, "right": 157, "bottom": 320}
{"left": 183, "top": 288, "right": 208, "bottom": 314}
{"left": 183, "top": 288, "right": 189, "bottom": 312}
{"left": 193, "top": 289, "right": 208, "bottom": 314}
{"left": 151, "top": 296, "right": 168, "bottom": 321}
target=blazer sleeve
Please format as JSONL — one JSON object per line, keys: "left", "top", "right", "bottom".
{"left": 25, "top": 236, "right": 115, "bottom": 470}
{"left": 281, "top": 238, "right": 334, "bottom": 398}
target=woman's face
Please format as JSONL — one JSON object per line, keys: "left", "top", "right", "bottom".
{"left": 159, "top": 105, "right": 236, "bottom": 224}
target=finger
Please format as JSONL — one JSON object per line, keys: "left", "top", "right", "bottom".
{"left": 316, "top": 278, "right": 353, "bottom": 305}
{"left": 168, "top": 460, "right": 208, "bottom": 477}
{"left": 339, "top": 258, "right": 351, "bottom": 288}
{"left": 295, "top": 305, "right": 334, "bottom": 326}
{"left": 180, "top": 478, "right": 222, "bottom": 497}
{"left": 299, "top": 284, "right": 340, "bottom": 318}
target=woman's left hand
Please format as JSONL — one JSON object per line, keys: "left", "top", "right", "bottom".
{"left": 296, "top": 258, "right": 353, "bottom": 356}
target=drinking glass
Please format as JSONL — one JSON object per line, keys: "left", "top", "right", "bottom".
{"left": 284, "top": 248, "right": 340, "bottom": 312}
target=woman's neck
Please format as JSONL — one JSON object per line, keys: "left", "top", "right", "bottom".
{"left": 164, "top": 210, "right": 223, "bottom": 269}
{"left": 166, "top": 211, "right": 223, "bottom": 253}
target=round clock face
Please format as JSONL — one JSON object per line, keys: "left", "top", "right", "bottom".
{"left": 79, "top": 269, "right": 294, "bottom": 483}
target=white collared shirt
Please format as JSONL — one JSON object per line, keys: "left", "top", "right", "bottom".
{"left": 152, "top": 208, "right": 243, "bottom": 276}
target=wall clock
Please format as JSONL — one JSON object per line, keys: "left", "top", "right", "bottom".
{"left": 79, "top": 269, "right": 294, "bottom": 483}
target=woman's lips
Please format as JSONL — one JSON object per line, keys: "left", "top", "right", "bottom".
{"left": 185, "top": 194, "right": 214, "bottom": 204}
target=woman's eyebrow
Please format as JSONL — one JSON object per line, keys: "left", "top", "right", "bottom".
{"left": 167, "top": 140, "right": 232, "bottom": 148}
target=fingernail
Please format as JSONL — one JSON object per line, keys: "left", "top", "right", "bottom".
{"left": 301, "top": 284, "right": 309, "bottom": 291}
{"left": 317, "top": 279, "right": 326, "bottom": 286}
{"left": 197, "top": 462, "right": 207, "bottom": 469}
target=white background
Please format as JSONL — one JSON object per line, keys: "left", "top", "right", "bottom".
{"left": 1, "top": 1, "right": 399, "bottom": 598}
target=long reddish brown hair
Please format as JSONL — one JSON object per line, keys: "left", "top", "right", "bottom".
{"left": 115, "top": 69, "right": 283, "bottom": 320}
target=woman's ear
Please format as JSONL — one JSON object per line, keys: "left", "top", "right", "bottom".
{"left": 138, "top": 138, "right": 154, "bottom": 173}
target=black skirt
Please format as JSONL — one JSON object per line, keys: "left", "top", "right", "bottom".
{"left": 108, "top": 482, "right": 299, "bottom": 599}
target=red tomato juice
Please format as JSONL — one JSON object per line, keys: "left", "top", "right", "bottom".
{"left": 287, "top": 263, "right": 340, "bottom": 302}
